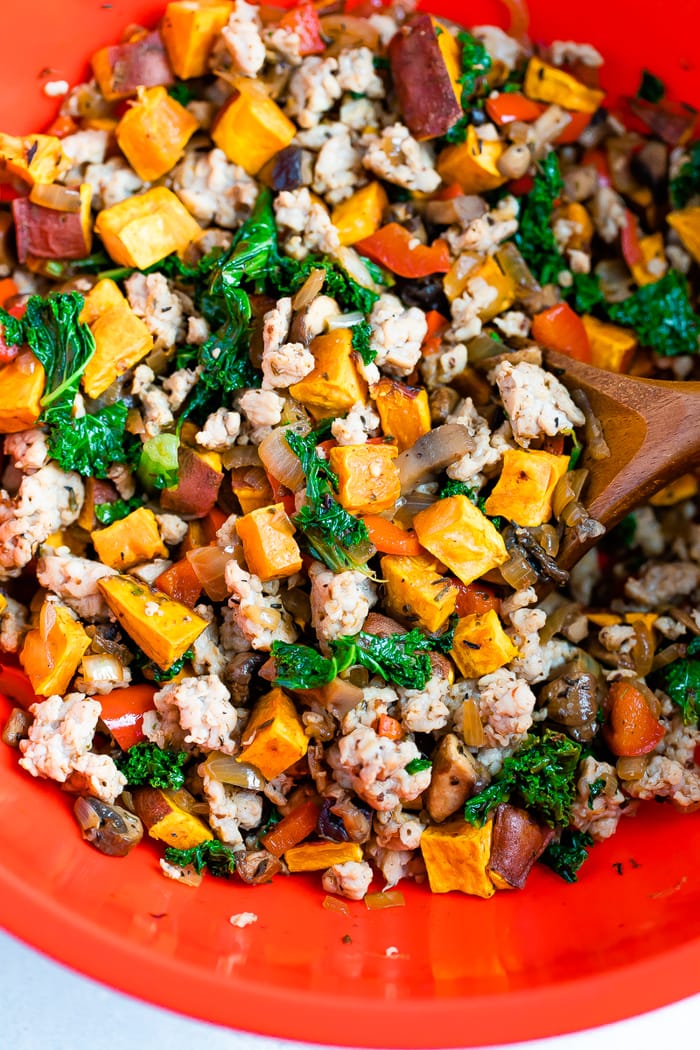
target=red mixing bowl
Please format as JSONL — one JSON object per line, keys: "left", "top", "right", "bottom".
{"left": 0, "top": 1, "right": 699, "bottom": 1045}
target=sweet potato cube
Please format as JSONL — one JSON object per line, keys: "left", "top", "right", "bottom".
{"left": 133, "top": 786, "right": 214, "bottom": 849}
{"left": 162, "top": 0, "right": 234, "bottom": 79}
{"left": 437, "top": 125, "right": 507, "bottom": 194}
{"left": 582, "top": 315, "right": 637, "bottom": 373}
{"left": 381, "top": 553, "right": 457, "bottom": 633}
{"left": 79, "top": 279, "right": 154, "bottom": 398}
{"left": 650, "top": 473, "right": 699, "bottom": 506}
{"left": 95, "top": 186, "right": 201, "bottom": 270}
{"left": 0, "top": 351, "right": 45, "bottom": 433}
{"left": 329, "top": 443, "right": 400, "bottom": 516}
{"left": 388, "top": 14, "right": 462, "bottom": 140}
{"left": 414, "top": 495, "right": 507, "bottom": 586}
{"left": 230, "top": 466, "right": 274, "bottom": 514}
{"left": 488, "top": 803, "right": 554, "bottom": 890}
{"left": 21, "top": 601, "right": 91, "bottom": 697}
{"left": 331, "top": 181, "right": 388, "bottom": 246}
{"left": 630, "top": 232, "right": 666, "bottom": 286}
{"left": 421, "top": 818, "right": 495, "bottom": 897}
{"left": 0, "top": 133, "right": 69, "bottom": 186}
{"left": 237, "top": 687, "right": 308, "bottom": 780}
{"left": 284, "top": 841, "right": 363, "bottom": 872}
{"left": 289, "top": 329, "right": 367, "bottom": 418}
{"left": 484, "top": 448, "right": 570, "bottom": 527}
{"left": 12, "top": 184, "right": 92, "bottom": 262}
{"left": 116, "top": 86, "right": 198, "bottom": 181}
{"left": 667, "top": 206, "right": 700, "bottom": 265}
{"left": 212, "top": 81, "right": 296, "bottom": 176}
{"left": 524, "top": 57, "right": 605, "bottom": 114}
{"left": 236, "top": 503, "right": 302, "bottom": 582}
{"left": 451, "top": 609, "right": 519, "bottom": 678}
{"left": 92, "top": 29, "right": 174, "bottom": 101}
{"left": 373, "top": 377, "right": 431, "bottom": 452}
{"left": 91, "top": 507, "right": 168, "bottom": 571}
{"left": 555, "top": 202, "right": 593, "bottom": 251}
{"left": 159, "top": 445, "right": 223, "bottom": 518}
{"left": 98, "top": 574, "right": 208, "bottom": 670}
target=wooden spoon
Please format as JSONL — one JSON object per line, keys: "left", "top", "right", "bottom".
{"left": 542, "top": 349, "right": 700, "bottom": 571}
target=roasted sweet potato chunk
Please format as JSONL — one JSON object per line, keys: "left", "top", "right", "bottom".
{"left": 388, "top": 15, "right": 462, "bottom": 140}
{"left": 488, "top": 804, "right": 555, "bottom": 890}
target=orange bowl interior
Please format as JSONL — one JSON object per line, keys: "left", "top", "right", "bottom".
{"left": 0, "top": 1, "right": 699, "bottom": 1046}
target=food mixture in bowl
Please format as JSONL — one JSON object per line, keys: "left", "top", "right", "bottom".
{"left": 0, "top": 0, "right": 699, "bottom": 902}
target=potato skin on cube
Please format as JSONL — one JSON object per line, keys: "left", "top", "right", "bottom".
{"left": 161, "top": 0, "right": 234, "bottom": 79}
{"left": 79, "top": 279, "right": 154, "bottom": 399}
{"left": 0, "top": 352, "right": 45, "bottom": 434}
{"left": 421, "top": 819, "right": 496, "bottom": 897}
{"left": 329, "top": 443, "right": 401, "bottom": 516}
{"left": 451, "top": 609, "right": 519, "bottom": 678}
{"left": 289, "top": 329, "right": 367, "bottom": 419}
{"left": 488, "top": 803, "right": 555, "bottom": 890}
{"left": 91, "top": 29, "right": 174, "bottom": 102}
{"left": 97, "top": 574, "right": 208, "bottom": 670}
{"left": 388, "top": 15, "right": 462, "bottom": 140}
{"left": 116, "top": 86, "right": 199, "bottom": 181}
{"left": 95, "top": 186, "right": 201, "bottom": 270}
{"left": 284, "top": 841, "right": 363, "bottom": 872}
{"left": 237, "top": 687, "right": 308, "bottom": 780}
{"left": 413, "top": 495, "right": 508, "bottom": 586}
{"left": 212, "top": 81, "right": 296, "bottom": 176}
{"left": 236, "top": 503, "right": 303, "bottom": 581}
{"left": 21, "top": 602, "right": 91, "bottom": 697}
{"left": 12, "top": 184, "right": 92, "bottom": 263}
{"left": 91, "top": 506, "right": 168, "bottom": 572}
{"left": 484, "top": 449, "right": 570, "bottom": 527}
{"left": 373, "top": 378, "right": 431, "bottom": 453}
{"left": 381, "top": 553, "right": 457, "bottom": 633}
{"left": 133, "top": 787, "right": 214, "bottom": 849}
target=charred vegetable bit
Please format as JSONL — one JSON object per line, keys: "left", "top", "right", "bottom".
{"left": 116, "top": 741, "right": 188, "bottom": 790}
{"left": 164, "top": 839, "right": 240, "bottom": 877}
{"left": 464, "top": 730, "right": 582, "bottom": 828}
{"left": 541, "top": 829, "right": 594, "bottom": 883}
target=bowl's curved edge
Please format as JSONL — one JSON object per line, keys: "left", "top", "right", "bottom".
{"left": 1, "top": 855, "right": 698, "bottom": 1049}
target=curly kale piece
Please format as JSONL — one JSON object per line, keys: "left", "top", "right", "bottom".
{"left": 285, "top": 420, "right": 337, "bottom": 504}
{"left": 444, "top": 31, "right": 493, "bottom": 144}
{"left": 464, "top": 730, "right": 582, "bottom": 828}
{"left": 670, "top": 139, "right": 700, "bottom": 209}
{"left": 273, "top": 254, "right": 379, "bottom": 314}
{"left": 116, "top": 742, "right": 188, "bottom": 790}
{"left": 541, "top": 829, "right": 594, "bottom": 883}
{"left": 164, "top": 839, "right": 240, "bottom": 878}
{"left": 660, "top": 652, "right": 700, "bottom": 724}
{"left": 513, "top": 153, "right": 567, "bottom": 285}
{"left": 351, "top": 320, "right": 376, "bottom": 365}
{"left": 94, "top": 496, "right": 146, "bottom": 525}
{"left": 606, "top": 270, "right": 700, "bottom": 356}
{"left": 439, "top": 479, "right": 477, "bottom": 500}
{"left": 270, "top": 641, "right": 339, "bottom": 691}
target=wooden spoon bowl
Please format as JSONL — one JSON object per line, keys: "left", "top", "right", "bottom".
{"left": 543, "top": 349, "right": 700, "bottom": 570}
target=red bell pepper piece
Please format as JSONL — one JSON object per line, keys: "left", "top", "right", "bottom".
{"left": 0, "top": 662, "right": 41, "bottom": 710}
{"left": 355, "top": 223, "right": 451, "bottom": 279}
{"left": 155, "top": 557, "right": 202, "bottom": 607}
{"left": 531, "top": 302, "right": 592, "bottom": 364}
{"left": 620, "top": 209, "right": 644, "bottom": 269}
{"left": 453, "top": 580, "right": 501, "bottom": 618}
{"left": 260, "top": 798, "right": 322, "bottom": 857}
{"left": 555, "top": 110, "right": 593, "bottom": 144}
{"left": 266, "top": 472, "right": 297, "bottom": 518}
{"left": 602, "top": 679, "right": 665, "bottom": 757}
{"left": 362, "top": 515, "right": 423, "bottom": 556}
{"left": 421, "top": 309, "right": 449, "bottom": 357}
{"left": 99, "top": 684, "right": 157, "bottom": 751}
{"left": 486, "top": 92, "right": 545, "bottom": 126}
{"left": 375, "top": 714, "right": 403, "bottom": 740}
{"left": 507, "top": 174, "right": 534, "bottom": 196}
{"left": 279, "top": 2, "right": 325, "bottom": 55}
{"left": 431, "top": 182, "right": 463, "bottom": 201}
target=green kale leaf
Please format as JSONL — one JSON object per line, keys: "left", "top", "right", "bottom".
{"left": 439, "top": 479, "right": 477, "bottom": 500}
{"left": 270, "top": 640, "right": 339, "bottom": 690}
{"left": 637, "top": 70, "right": 666, "bottom": 103}
{"left": 541, "top": 829, "right": 594, "bottom": 883}
{"left": 443, "top": 31, "right": 493, "bottom": 144}
{"left": 94, "top": 496, "right": 146, "bottom": 525}
{"left": 116, "top": 742, "right": 188, "bottom": 790}
{"left": 661, "top": 654, "right": 700, "bottom": 724}
{"left": 405, "top": 757, "right": 432, "bottom": 774}
{"left": 164, "top": 839, "right": 239, "bottom": 877}
{"left": 351, "top": 320, "right": 376, "bottom": 365}
{"left": 670, "top": 140, "right": 700, "bottom": 209}
{"left": 48, "top": 403, "right": 136, "bottom": 479}
{"left": 273, "top": 254, "right": 379, "bottom": 314}
{"left": 464, "top": 729, "right": 582, "bottom": 828}
{"left": 513, "top": 153, "right": 568, "bottom": 285}
{"left": 607, "top": 270, "right": 700, "bottom": 356}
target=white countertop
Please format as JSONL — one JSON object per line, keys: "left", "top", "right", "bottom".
{"left": 1, "top": 927, "right": 698, "bottom": 1050}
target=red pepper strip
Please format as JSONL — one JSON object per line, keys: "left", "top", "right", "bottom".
{"left": 0, "top": 662, "right": 40, "bottom": 710}
{"left": 507, "top": 174, "right": 534, "bottom": 196}
{"left": 541, "top": 434, "right": 566, "bottom": 456}
{"left": 0, "top": 184, "right": 23, "bottom": 202}
{"left": 355, "top": 224, "right": 451, "bottom": 279}
{"left": 531, "top": 302, "right": 592, "bottom": 364}
{"left": 260, "top": 798, "right": 322, "bottom": 857}
{"left": 603, "top": 679, "right": 665, "bottom": 757}
{"left": 362, "top": 515, "right": 423, "bottom": 556}
{"left": 155, "top": 558, "right": 202, "bottom": 608}
{"left": 99, "top": 685, "right": 157, "bottom": 751}
{"left": 621, "top": 208, "right": 644, "bottom": 269}
{"left": 279, "top": 2, "right": 325, "bottom": 54}
{"left": 421, "top": 309, "right": 449, "bottom": 357}
{"left": 452, "top": 580, "right": 501, "bottom": 618}
{"left": 431, "top": 182, "right": 463, "bottom": 201}
{"left": 555, "top": 110, "right": 593, "bottom": 144}
{"left": 486, "top": 92, "right": 546, "bottom": 126}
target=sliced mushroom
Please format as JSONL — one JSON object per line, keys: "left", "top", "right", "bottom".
{"left": 225, "top": 651, "right": 268, "bottom": 704}
{"left": 73, "top": 797, "right": 144, "bottom": 857}
{"left": 397, "top": 423, "right": 470, "bottom": 494}
{"left": 426, "top": 733, "right": 481, "bottom": 823}
{"left": 235, "top": 849, "right": 284, "bottom": 884}
{"left": 488, "top": 804, "right": 555, "bottom": 889}
{"left": 1, "top": 707, "right": 32, "bottom": 748}
{"left": 329, "top": 794, "right": 372, "bottom": 844}
{"left": 362, "top": 612, "right": 406, "bottom": 637}
{"left": 540, "top": 665, "right": 604, "bottom": 742}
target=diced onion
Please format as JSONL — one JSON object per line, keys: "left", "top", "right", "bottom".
{"left": 321, "top": 14, "right": 380, "bottom": 54}
{"left": 364, "top": 890, "right": 405, "bottom": 911}
{"left": 632, "top": 621, "right": 655, "bottom": 677}
{"left": 500, "top": 551, "right": 538, "bottom": 590}
{"left": 322, "top": 895, "right": 351, "bottom": 917}
{"left": 616, "top": 756, "right": 649, "bottom": 781}
{"left": 571, "top": 389, "right": 610, "bottom": 460}
{"left": 327, "top": 310, "right": 364, "bottom": 330}
{"left": 29, "top": 182, "right": 82, "bottom": 212}
{"left": 292, "top": 268, "right": 326, "bottom": 310}
{"left": 552, "top": 469, "right": 589, "bottom": 519}
{"left": 201, "top": 753, "right": 266, "bottom": 790}
{"left": 335, "top": 245, "right": 383, "bottom": 293}
{"left": 81, "top": 653, "right": 126, "bottom": 685}
{"left": 530, "top": 524, "right": 560, "bottom": 557}
{"left": 186, "top": 546, "right": 235, "bottom": 602}
{"left": 539, "top": 601, "right": 580, "bottom": 645}
{"left": 222, "top": 445, "right": 263, "bottom": 471}
{"left": 462, "top": 697, "right": 486, "bottom": 748}
{"left": 258, "top": 424, "right": 307, "bottom": 492}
